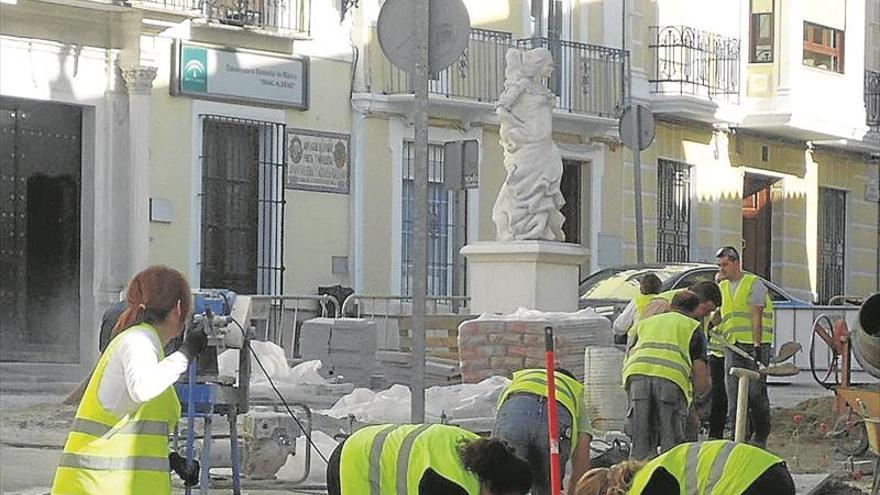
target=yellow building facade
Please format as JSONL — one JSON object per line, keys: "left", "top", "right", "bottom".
{"left": 1, "top": 0, "right": 877, "bottom": 375}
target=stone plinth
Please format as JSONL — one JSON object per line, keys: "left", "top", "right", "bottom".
{"left": 460, "top": 241, "right": 588, "bottom": 315}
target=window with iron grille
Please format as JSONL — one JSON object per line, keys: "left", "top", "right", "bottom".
{"left": 818, "top": 187, "right": 846, "bottom": 304}
{"left": 200, "top": 115, "right": 285, "bottom": 295}
{"left": 401, "top": 141, "right": 464, "bottom": 297}
{"left": 657, "top": 159, "right": 691, "bottom": 262}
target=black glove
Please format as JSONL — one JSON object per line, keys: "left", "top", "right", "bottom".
{"left": 178, "top": 327, "right": 208, "bottom": 361}
{"left": 755, "top": 345, "right": 771, "bottom": 366}
{"left": 169, "top": 452, "right": 200, "bottom": 487}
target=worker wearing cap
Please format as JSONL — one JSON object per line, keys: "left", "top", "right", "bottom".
{"left": 622, "top": 291, "right": 712, "bottom": 460}
{"left": 612, "top": 273, "right": 663, "bottom": 345}
{"left": 716, "top": 245, "right": 774, "bottom": 448}
{"left": 494, "top": 368, "right": 593, "bottom": 495}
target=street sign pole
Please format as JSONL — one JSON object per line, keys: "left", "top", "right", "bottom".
{"left": 632, "top": 106, "right": 645, "bottom": 263}
{"left": 620, "top": 104, "right": 654, "bottom": 265}
{"left": 411, "top": 0, "right": 429, "bottom": 424}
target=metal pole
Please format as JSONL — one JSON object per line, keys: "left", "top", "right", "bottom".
{"left": 622, "top": 0, "right": 644, "bottom": 263}
{"left": 544, "top": 326, "right": 562, "bottom": 495}
{"left": 633, "top": 105, "right": 645, "bottom": 263}
{"left": 411, "top": 0, "right": 429, "bottom": 423}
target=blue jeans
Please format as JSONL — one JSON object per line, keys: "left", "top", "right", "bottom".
{"left": 493, "top": 394, "right": 573, "bottom": 495}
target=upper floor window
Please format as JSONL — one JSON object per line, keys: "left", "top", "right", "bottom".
{"left": 749, "top": 0, "right": 774, "bottom": 63}
{"left": 803, "top": 22, "right": 845, "bottom": 73}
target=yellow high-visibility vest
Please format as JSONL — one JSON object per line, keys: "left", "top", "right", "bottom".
{"left": 719, "top": 275, "right": 774, "bottom": 345}
{"left": 633, "top": 293, "right": 656, "bottom": 318}
{"left": 623, "top": 311, "right": 700, "bottom": 404}
{"left": 627, "top": 289, "right": 685, "bottom": 340}
{"left": 339, "top": 423, "right": 481, "bottom": 495}
{"left": 497, "top": 369, "right": 585, "bottom": 450}
{"left": 52, "top": 324, "right": 181, "bottom": 495}
{"left": 629, "top": 440, "right": 784, "bottom": 494}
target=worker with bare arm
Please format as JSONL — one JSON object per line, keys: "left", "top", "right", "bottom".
{"left": 613, "top": 273, "right": 663, "bottom": 345}
{"left": 494, "top": 368, "right": 593, "bottom": 495}
{"left": 716, "top": 246, "right": 774, "bottom": 447}
{"left": 622, "top": 291, "right": 712, "bottom": 460}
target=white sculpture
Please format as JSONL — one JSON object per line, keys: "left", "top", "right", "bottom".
{"left": 492, "top": 47, "right": 566, "bottom": 242}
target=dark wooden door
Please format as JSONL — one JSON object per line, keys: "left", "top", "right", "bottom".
{"left": 0, "top": 97, "right": 81, "bottom": 363}
{"left": 742, "top": 175, "right": 774, "bottom": 280}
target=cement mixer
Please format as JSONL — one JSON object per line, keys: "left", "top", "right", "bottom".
{"left": 811, "top": 293, "right": 880, "bottom": 466}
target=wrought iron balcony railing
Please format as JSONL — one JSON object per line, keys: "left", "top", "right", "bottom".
{"left": 135, "top": 0, "right": 309, "bottom": 35}
{"left": 516, "top": 37, "right": 629, "bottom": 118}
{"left": 203, "top": 0, "right": 309, "bottom": 33}
{"left": 381, "top": 28, "right": 514, "bottom": 104}
{"left": 867, "top": 70, "right": 880, "bottom": 128}
{"left": 649, "top": 26, "right": 740, "bottom": 103}
{"left": 135, "top": 0, "right": 200, "bottom": 10}
{"left": 376, "top": 28, "right": 629, "bottom": 119}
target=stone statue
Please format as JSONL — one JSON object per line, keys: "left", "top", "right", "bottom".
{"left": 492, "top": 47, "right": 566, "bottom": 242}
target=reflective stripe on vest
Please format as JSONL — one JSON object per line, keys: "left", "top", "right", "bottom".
{"left": 51, "top": 324, "right": 181, "bottom": 495}
{"left": 497, "top": 369, "right": 585, "bottom": 450}
{"left": 719, "top": 275, "right": 774, "bottom": 345}
{"left": 340, "top": 424, "right": 482, "bottom": 495}
{"left": 629, "top": 440, "right": 783, "bottom": 494}
{"left": 623, "top": 312, "right": 699, "bottom": 404}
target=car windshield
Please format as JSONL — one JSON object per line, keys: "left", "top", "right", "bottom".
{"left": 579, "top": 266, "right": 691, "bottom": 300}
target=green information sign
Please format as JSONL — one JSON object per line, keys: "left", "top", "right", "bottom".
{"left": 181, "top": 45, "right": 207, "bottom": 94}
{"left": 173, "top": 41, "right": 308, "bottom": 109}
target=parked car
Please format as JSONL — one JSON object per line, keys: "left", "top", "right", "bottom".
{"left": 578, "top": 262, "right": 812, "bottom": 321}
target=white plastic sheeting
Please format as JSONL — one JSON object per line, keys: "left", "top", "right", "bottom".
{"left": 218, "top": 341, "right": 328, "bottom": 385}
{"left": 217, "top": 342, "right": 354, "bottom": 407}
{"left": 322, "top": 375, "right": 511, "bottom": 424}
{"left": 276, "top": 430, "right": 340, "bottom": 484}
{"left": 473, "top": 306, "right": 604, "bottom": 321}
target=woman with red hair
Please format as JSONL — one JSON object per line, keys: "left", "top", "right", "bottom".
{"left": 52, "top": 265, "right": 208, "bottom": 495}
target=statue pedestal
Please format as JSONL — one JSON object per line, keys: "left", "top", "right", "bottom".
{"left": 461, "top": 241, "right": 588, "bottom": 315}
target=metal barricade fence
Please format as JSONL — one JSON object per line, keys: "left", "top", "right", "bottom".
{"left": 340, "top": 294, "right": 472, "bottom": 352}
{"left": 247, "top": 294, "right": 340, "bottom": 359}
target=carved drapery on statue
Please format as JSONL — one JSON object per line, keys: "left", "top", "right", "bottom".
{"left": 492, "top": 47, "right": 566, "bottom": 242}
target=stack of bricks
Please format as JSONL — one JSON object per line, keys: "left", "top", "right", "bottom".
{"left": 457, "top": 314, "right": 612, "bottom": 383}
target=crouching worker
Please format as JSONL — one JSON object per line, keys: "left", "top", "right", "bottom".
{"left": 51, "top": 266, "right": 208, "bottom": 495}
{"left": 326, "top": 423, "right": 532, "bottom": 495}
{"left": 575, "top": 440, "right": 795, "bottom": 495}
{"left": 494, "top": 368, "right": 593, "bottom": 495}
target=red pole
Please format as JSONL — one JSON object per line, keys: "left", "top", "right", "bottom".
{"left": 544, "top": 326, "right": 562, "bottom": 495}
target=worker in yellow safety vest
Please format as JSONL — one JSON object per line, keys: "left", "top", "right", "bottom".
{"left": 574, "top": 440, "right": 795, "bottom": 495}
{"left": 613, "top": 273, "right": 663, "bottom": 344}
{"left": 494, "top": 368, "right": 594, "bottom": 495}
{"left": 51, "top": 266, "right": 208, "bottom": 495}
{"left": 716, "top": 246, "right": 775, "bottom": 448}
{"left": 326, "top": 423, "right": 532, "bottom": 495}
{"left": 622, "top": 291, "right": 713, "bottom": 460}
